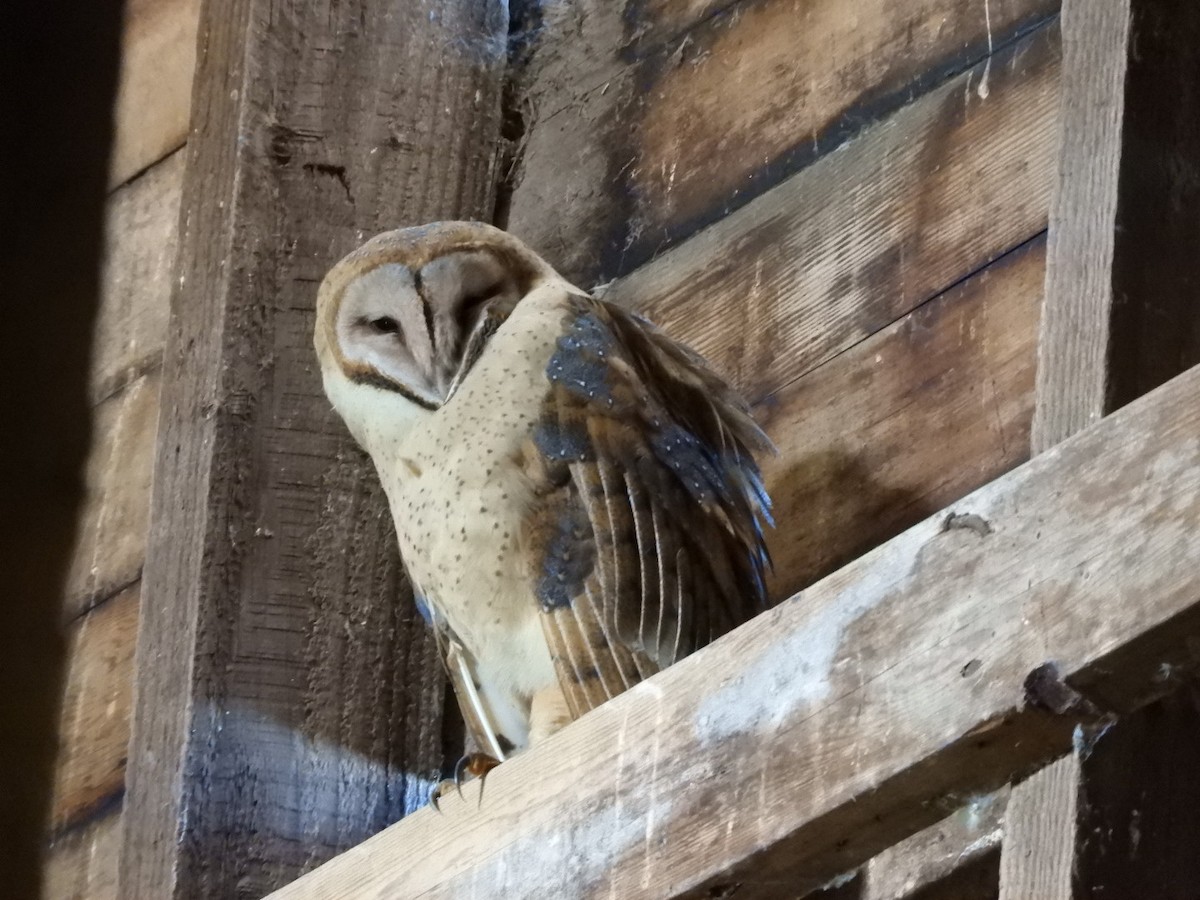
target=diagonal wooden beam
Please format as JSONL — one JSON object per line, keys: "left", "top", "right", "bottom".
{"left": 119, "top": 0, "right": 509, "bottom": 896}
{"left": 268, "top": 360, "right": 1200, "bottom": 900}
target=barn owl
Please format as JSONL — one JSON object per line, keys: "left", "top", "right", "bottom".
{"left": 314, "top": 221, "right": 773, "bottom": 777}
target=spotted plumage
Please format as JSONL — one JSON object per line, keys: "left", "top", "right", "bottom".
{"left": 314, "top": 221, "right": 772, "bottom": 758}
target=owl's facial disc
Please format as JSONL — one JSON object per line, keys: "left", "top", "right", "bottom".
{"left": 335, "top": 250, "right": 523, "bottom": 408}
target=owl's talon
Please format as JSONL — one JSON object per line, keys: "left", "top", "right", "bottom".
{"left": 454, "top": 752, "right": 502, "bottom": 808}
{"left": 429, "top": 779, "right": 456, "bottom": 814}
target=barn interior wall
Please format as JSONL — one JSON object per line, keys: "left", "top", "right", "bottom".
{"left": 50, "top": 0, "right": 1069, "bottom": 895}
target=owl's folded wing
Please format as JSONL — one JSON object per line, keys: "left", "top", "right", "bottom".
{"left": 521, "top": 296, "right": 774, "bottom": 719}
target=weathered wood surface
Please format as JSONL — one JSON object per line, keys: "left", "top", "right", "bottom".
{"left": 861, "top": 788, "right": 1006, "bottom": 900}
{"left": 604, "top": 23, "right": 1059, "bottom": 405}
{"left": 1013, "top": 2, "right": 1200, "bottom": 896}
{"left": 266, "top": 360, "right": 1200, "bottom": 900}
{"left": 92, "top": 150, "right": 182, "bottom": 403}
{"left": 120, "top": 0, "right": 509, "bottom": 896}
{"left": 42, "top": 810, "right": 122, "bottom": 900}
{"left": 49, "top": 584, "right": 138, "bottom": 833}
{"left": 109, "top": 0, "right": 200, "bottom": 187}
{"left": 63, "top": 371, "right": 160, "bottom": 621}
{"left": 761, "top": 237, "right": 1042, "bottom": 599}
{"left": 998, "top": 754, "right": 1079, "bottom": 899}
{"left": 1031, "top": 0, "right": 1131, "bottom": 451}
{"left": 1004, "top": 3, "right": 1129, "bottom": 893}
{"left": 509, "top": 0, "right": 1059, "bottom": 284}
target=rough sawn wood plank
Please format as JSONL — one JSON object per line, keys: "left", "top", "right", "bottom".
{"left": 264, "top": 362, "right": 1200, "bottom": 899}
{"left": 120, "top": 0, "right": 510, "bottom": 896}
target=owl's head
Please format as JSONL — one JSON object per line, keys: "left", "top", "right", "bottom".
{"left": 314, "top": 221, "right": 556, "bottom": 446}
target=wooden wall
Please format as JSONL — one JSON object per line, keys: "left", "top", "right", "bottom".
{"left": 42, "top": 0, "right": 198, "bottom": 894}
{"left": 508, "top": 0, "right": 1059, "bottom": 608}
{"left": 64, "top": 0, "right": 1066, "bottom": 896}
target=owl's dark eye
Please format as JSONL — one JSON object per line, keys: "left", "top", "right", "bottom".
{"left": 370, "top": 316, "right": 400, "bottom": 334}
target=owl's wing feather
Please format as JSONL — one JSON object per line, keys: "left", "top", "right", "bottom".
{"left": 524, "top": 295, "right": 773, "bottom": 719}
{"left": 423, "top": 590, "right": 514, "bottom": 760}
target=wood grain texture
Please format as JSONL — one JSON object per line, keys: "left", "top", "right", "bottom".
{"left": 998, "top": 755, "right": 1080, "bottom": 899}
{"left": 92, "top": 151, "right": 183, "bottom": 403}
{"left": 509, "top": 0, "right": 1059, "bottom": 284}
{"left": 63, "top": 372, "right": 160, "bottom": 620}
{"left": 1031, "top": 0, "right": 1131, "bottom": 452}
{"left": 120, "top": 0, "right": 509, "bottom": 896}
{"left": 266, "top": 360, "right": 1200, "bottom": 900}
{"left": 108, "top": 0, "right": 200, "bottom": 187}
{"left": 1020, "top": 4, "right": 1200, "bottom": 896}
{"left": 42, "top": 810, "right": 122, "bottom": 900}
{"left": 863, "top": 788, "right": 1007, "bottom": 900}
{"left": 761, "top": 237, "right": 1043, "bottom": 600}
{"left": 48, "top": 584, "right": 138, "bottom": 834}
{"left": 604, "top": 24, "right": 1060, "bottom": 405}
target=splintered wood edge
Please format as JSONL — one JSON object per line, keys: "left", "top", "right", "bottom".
{"left": 266, "top": 363, "right": 1200, "bottom": 899}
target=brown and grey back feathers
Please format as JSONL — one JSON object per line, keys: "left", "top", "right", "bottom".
{"left": 520, "top": 296, "right": 774, "bottom": 718}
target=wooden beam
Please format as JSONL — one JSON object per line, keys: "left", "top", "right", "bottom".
{"left": 49, "top": 583, "right": 139, "bottom": 833}
{"left": 509, "top": 0, "right": 1058, "bottom": 284}
{"left": 266, "top": 361, "right": 1200, "bottom": 900}
{"left": 1031, "top": 0, "right": 1131, "bottom": 451}
{"left": 603, "top": 23, "right": 1059, "bottom": 405}
{"left": 108, "top": 0, "right": 200, "bottom": 188}
{"left": 92, "top": 149, "right": 182, "bottom": 403}
{"left": 1034, "top": 0, "right": 1200, "bottom": 451}
{"left": 861, "top": 788, "right": 1007, "bottom": 900}
{"left": 998, "top": 755, "right": 1080, "bottom": 898}
{"left": 43, "top": 809, "right": 123, "bottom": 900}
{"left": 1008, "top": 0, "right": 1200, "bottom": 895}
{"left": 760, "top": 237, "right": 1043, "bottom": 600}
{"left": 63, "top": 371, "right": 160, "bottom": 620}
{"left": 119, "top": 0, "right": 509, "bottom": 896}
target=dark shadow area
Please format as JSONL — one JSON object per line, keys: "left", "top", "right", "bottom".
{"left": 0, "top": 0, "right": 123, "bottom": 896}
{"left": 766, "top": 450, "right": 941, "bottom": 603}
{"left": 1076, "top": 683, "right": 1200, "bottom": 899}
{"left": 1109, "top": 1, "right": 1200, "bottom": 408}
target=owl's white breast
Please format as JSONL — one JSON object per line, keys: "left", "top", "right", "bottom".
{"left": 368, "top": 283, "right": 573, "bottom": 724}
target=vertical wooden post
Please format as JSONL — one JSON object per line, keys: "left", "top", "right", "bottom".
{"left": 1006, "top": 0, "right": 1200, "bottom": 896}
{"left": 1031, "top": 0, "right": 1132, "bottom": 451}
{"left": 999, "top": 755, "right": 1080, "bottom": 899}
{"left": 120, "top": 0, "right": 508, "bottom": 896}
